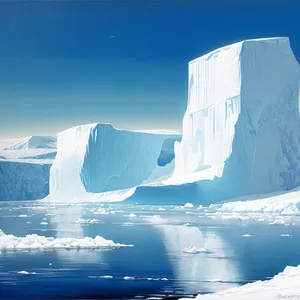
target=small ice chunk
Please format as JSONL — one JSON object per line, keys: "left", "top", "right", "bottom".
{"left": 124, "top": 276, "right": 135, "bottom": 280}
{"left": 100, "top": 275, "right": 113, "bottom": 279}
{"left": 183, "top": 246, "right": 213, "bottom": 254}
{"left": 17, "top": 271, "right": 29, "bottom": 275}
{"left": 183, "top": 223, "right": 191, "bottom": 226}
{"left": 128, "top": 213, "right": 137, "bottom": 217}
{"left": 242, "top": 234, "right": 253, "bottom": 237}
{"left": 18, "top": 214, "right": 28, "bottom": 218}
{"left": 281, "top": 234, "right": 292, "bottom": 237}
{"left": 184, "top": 203, "right": 194, "bottom": 208}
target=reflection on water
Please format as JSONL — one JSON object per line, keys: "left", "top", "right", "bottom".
{"left": 157, "top": 224, "right": 239, "bottom": 294}
{"left": 49, "top": 205, "right": 102, "bottom": 263}
{"left": 1, "top": 202, "right": 300, "bottom": 299}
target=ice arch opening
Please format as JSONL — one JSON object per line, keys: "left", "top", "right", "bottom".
{"left": 157, "top": 137, "right": 182, "bottom": 167}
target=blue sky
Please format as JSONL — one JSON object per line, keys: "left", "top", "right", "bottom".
{"left": 0, "top": 0, "right": 300, "bottom": 137}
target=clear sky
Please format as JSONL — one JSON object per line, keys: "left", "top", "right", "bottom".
{"left": 0, "top": 0, "right": 300, "bottom": 138}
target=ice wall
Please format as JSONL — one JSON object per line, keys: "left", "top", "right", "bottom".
{"left": 0, "top": 160, "right": 51, "bottom": 201}
{"left": 172, "top": 37, "right": 300, "bottom": 200}
{"left": 49, "top": 123, "right": 180, "bottom": 201}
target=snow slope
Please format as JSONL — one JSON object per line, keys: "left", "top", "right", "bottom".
{"left": 48, "top": 123, "right": 180, "bottom": 201}
{"left": 180, "top": 265, "right": 300, "bottom": 300}
{"left": 210, "top": 186, "right": 300, "bottom": 215}
{"left": 0, "top": 136, "right": 56, "bottom": 201}
{"left": 2, "top": 136, "right": 56, "bottom": 150}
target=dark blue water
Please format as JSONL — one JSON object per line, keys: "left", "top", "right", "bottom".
{"left": 0, "top": 201, "right": 300, "bottom": 299}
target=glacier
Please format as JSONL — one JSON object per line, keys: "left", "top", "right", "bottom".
{"left": 0, "top": 136, "right": 57, "bottom": 201}
{"left": 171, "top": 37, "right": 300, "bottom": 200}
{"left": 126, "top": 37, "right": 300, "bottom": 205}
{"left": 4, "top": 37, "right": 300, "bottom": 206}
{"left": 48, "top": 123, "right": 181, "bottom": 201}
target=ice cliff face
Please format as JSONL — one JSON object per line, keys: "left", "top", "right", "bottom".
{"left": 49, "top": 123, "right": 180, "bottom": 200}
{"left": 0, "top": 161, "right": 51, "bottom": 200}
{"left": 172, "top": 37, "right": 300, "bottom": 199}
{"left": 0, "top": 137, "right": 56, "bottom": 201}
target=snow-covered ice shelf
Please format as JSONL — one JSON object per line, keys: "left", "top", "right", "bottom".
{"left": 180, "top": 265, "right": 300, "bottom": 300}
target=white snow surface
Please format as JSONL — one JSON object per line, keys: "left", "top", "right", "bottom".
{"left": 180, "top": 264, "right": 300, "bottom": 300}
{"left": 2, "top": 136, "right": 56, "bottom": 150}
{"left": 170, "top": 37, "right": 300, "bottom": 202}
{"left": 0, "top": 229, "right": 133, "bottom": 251}
{"left": 212, "top": 187, "right": 300, "bottom": 215}
{"left": 49, "top": 123, "right": 180, "bottom": 201}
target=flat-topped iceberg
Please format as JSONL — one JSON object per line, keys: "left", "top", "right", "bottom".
{"left": 48, "top": 123, "right": 180, "bottom": 201}
{"left": 172, "top": 37, "right": 300, "bottom": 198}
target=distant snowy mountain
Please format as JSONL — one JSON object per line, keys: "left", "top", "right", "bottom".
{"left": 3, "top": 136, "right": 56, "bottom": 150}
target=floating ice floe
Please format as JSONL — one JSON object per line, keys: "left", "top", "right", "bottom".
{"left": 281, "top": 234, "right": 292, "bottom": 237}
{"left": 18, "top": 215, "right": 28, "bottom": 218}
{"left": 17, "top": 271, "right": 29, "bottom": 275}
{"left": 183, "top": 246, "right": 213, "bottom": 254}
{"left": 184, "top": 203, "right": 194, "bottom": 209}
{"left": 174, "top": 206, "right": 184, "bottom": 209}
{"left": 99, "top": 275, "right": 113, "bottom": 279}
{"left": 121, "top": 222, "right": 135, "bottom": 227}
{"left": 183, "top": 223, "right": 191, "bottom": 226}
{"left": 180, "top": 264, "right": 300, "bottom": 300}
{"left": 215, "top": 190, "right": 300, "bottom": 216}
{"left": 75, "top": 219, "right": 102, "bottom": 224}
{"left": 269, "top": 219, "right": 285, "bottom": 225}
{"left": 128, "top": 213, "right": 137, "bottom": 217}
{"left": 242, "top": 234, "right": 253, "bottom": 237}
{"left": 0, "top": 229, "right": 133, "bottom": 251}
{"left": 124, "top": 276, "right": 135, "bottom": 280}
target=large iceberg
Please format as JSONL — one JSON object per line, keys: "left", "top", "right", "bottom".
{"left": 48, "top": 123, "right": 180, "bottom": 201}
{"left": 133, "top": 37, "right": 300, "bottom": 204}
{"left": 173, "top": 37, "right": 300, "bottom": 193}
